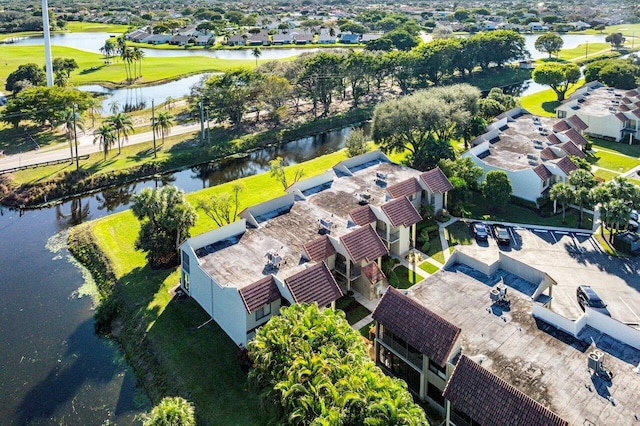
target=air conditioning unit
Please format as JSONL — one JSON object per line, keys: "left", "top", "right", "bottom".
{"left": 588, "top": 350, "right": 603, "bottom": 373}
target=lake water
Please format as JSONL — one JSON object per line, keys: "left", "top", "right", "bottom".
{"left": 0, "top": 123, "right": 363, "bottom": 423}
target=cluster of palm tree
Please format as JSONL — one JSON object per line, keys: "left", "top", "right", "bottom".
{"left": 92, "top": 111, "right": 134, "bottom": 160}
{"left": 550, "top": 172, "right": 639, "bottom": 241}
{"left": 100, "top": 37, "right": 145, "bottom": 83}
{"left": 248, "top": 304, "right": 428, "bottom": 425}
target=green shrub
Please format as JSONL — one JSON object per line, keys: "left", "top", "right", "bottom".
{"left": 421, "top": 241, "right": 431, "bottom": 253}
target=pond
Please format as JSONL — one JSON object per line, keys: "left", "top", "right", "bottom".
{"left": 523, "top": 33, "right": 609, "bottom": 59}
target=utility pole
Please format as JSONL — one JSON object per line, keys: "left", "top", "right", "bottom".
{"left": 73, "top": 104, "right": 79, "bottom": 171}
{"left": 199, "top": 99, "right": 205, "bottom": 144}
{"left": 151, "top": 99, "right": 157, "bottom": 159}
{"left": 206, "top": 110, "right": 211, "bottom": 145}
{"left": 42, "top": 0, "right": 53, "bottom": 86}
{"left": 585, "top": 40, "right": 588, "bottom": 59}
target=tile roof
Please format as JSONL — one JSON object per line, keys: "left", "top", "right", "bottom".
{"left": 624, "top": 89, "right": 638, "bottom": 97}
{"left": 303, "top": 235, "right": 337, "bottom": 262}
{"left": 443, "top": 355, "right": 568, "bottom": 426}
{"left": 340, "top": 225, "right": 388, "bottom": 263}
{"left": 362, "top": 261, "right": 386, "bottom": 283}
{"left": 567, "top": 114, "right": 588, "bottom": 130}
{"left": 386, "top": 177, "right": 422, "bottom": 199}
{"left": 564, "top": 128, "right": 587, "bottom": 147}
{"left": 372, "top": 287, "right": 461, "bottom": 367}
{"left": 621, "top": 96, "right": 632, "bottom": 104}
{"left": 554, "top": 156, "right": 578, "bottom": 175}
{"left": 546, "top": 133, "right": 562, "bottom": 145}
{"left": 615, "top": 112, "right": 628, "bottom": 122}
{"left": 552, "top": 121, "right": 571, "bottom": 132}
{"left": 561, "top": 141, "right": 585, "bottom": 158}
{"left": 419, "top": 167, "right": 454, "bottom": 194}
{"left": 540, "top": 147, "right": 558, "bottom": 160}
{"left": 239, "top": 276, "right": 281, "bottom": 314}
{"left": 349, "top": 205, "right": 377, "bottom": 226}
{"left": 381, "top": 197, "right": 422, "bottom": 228}
{"left": 533, "top": 164, "right": 552, "bottom": 181}
{"left": 284, "top": 261, "right": 343, "bottom": 306}
{"left": 620, "top": 103, "right": 631, "bottom": 112}
{"left": 632, "top": 108, "right": 640, "bottom": 119}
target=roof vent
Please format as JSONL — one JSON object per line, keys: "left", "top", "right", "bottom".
{"left": 265, "top": 249, "right": 282, "bottom": 270}
{"left": 318, "top": 218, "right": 333, "bottom": 234}
{"left": 588, "top": 350, "right": 612, "bottom": 380}
{"left": 357, "top": 192, "right": 371, "bottom": 205}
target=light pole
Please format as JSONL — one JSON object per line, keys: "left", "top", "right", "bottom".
{"left": 151, "top": 99, "right": 157, "bottom": 159}
{"left": 73, "top": 104, "right": 79, "bottom": 171}
{"left": 41, "top": 0, "right": 53, "bottom": 86}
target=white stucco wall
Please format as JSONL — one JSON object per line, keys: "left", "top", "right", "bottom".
{"left": 578, "top": 113, "right": 622, "bottom": 141}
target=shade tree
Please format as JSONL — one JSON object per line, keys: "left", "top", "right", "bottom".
{"left": 532, "top": 62, "right": 581, "bottom": 101}
{"left": 534, "top": 33, "right": 564, "bottom": 58}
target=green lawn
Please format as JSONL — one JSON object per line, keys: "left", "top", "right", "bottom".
{"left": 389, "top": 264, "right": 423, "bottom": 289}
{"left": 445, "top": 221, "right": 474, "bottom": 246}
{"left": 64, "top": 21, "right": 130, "bottom": 33}
{"left": 591, "top": 138, "right": 640, "bottom": 158}
{"left": 418, "top": 261, "right": 440, "bottom": 275}
{"left": 589, "top": 149, "right": 640, "bottom": 173}
{"left": 0, "top": 45, "right": 252, "bottom": 87}
{"left": 519, "top": 80, "right": 584, "bottom": 117}
{"left": 594, "top": 168, "right": 620, "bottom": 181}
{"left": 335, "top": 296, "right": 371, "bottom": 325}
{"left": 465, "top": 191, "right": 593, "bottom": 229}
{"left": 556, "top": 43, "right": 612, "bottom": 61}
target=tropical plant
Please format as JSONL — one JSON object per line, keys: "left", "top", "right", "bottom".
{"left": 92, "top": 124, "right": 116, "bottom": 160}
{"left": 344, "top": 128, "right": 370, "bottom": 157}
{"left": 482, "top": 170, "right": 512, "bottom": 211}
{"left": 269, "top": 156, "right": 304, "bottom": 190}
{"left": 198, "top": 183, "right": 245, "bottom": 227}
{"left": 251, "top": 47, "right": 262, "bottom": 67}
{"left": 86, "top": 98, "right": 103, "bottom": 128}
{"left": 141, "top": 396, "right": 195, "bottom": 426}
{"left": 131, "top": 185, "right": 197, "bottom": 268}
{"left": 568, "top": 169, "right": 597, "bottom": 227}
{"left": 63, "top": 108, "right": 84, "bottom": 162}
{"left": 549, "top": 182, "right": 574, "bottom": 223}
{"left": 152, "top": 111, "right": 174, "bottom": 145}
{"left": 106, "top": 112, "right": 134, "bottom": 154}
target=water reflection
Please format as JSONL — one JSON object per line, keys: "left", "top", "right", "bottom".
{"left": 56, "top": 197, "right": 91, "bottom": 227}
{"left": 96, "top": 184, "right": 137, "bottom": 212}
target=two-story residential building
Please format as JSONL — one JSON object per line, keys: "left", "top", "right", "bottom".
{"left": 463, "top": 108, "right": 585, "bottom": 204}
{"left": 556, "top": 81, "right": 640, "bottom": 143}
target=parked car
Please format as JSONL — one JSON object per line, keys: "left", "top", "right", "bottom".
{"left": 471, "top": 222, "right": 488, "bottom": 242}
{"left": 576, "top": 285, "right": 610, "bottom": 316}
{"left": 493, "top": 225, "right": 511, "bottom": 245}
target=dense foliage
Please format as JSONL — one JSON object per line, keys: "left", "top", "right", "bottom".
{"left": 532, "top": 62, "right": 581, "bottom": 101}
{"left": 482, "top": 170, "right": 512, "bottom": 211}
{"left": 248, "top": 303, "right": 428, "bottom": 425}
{"left": 141, "top": 396, "right": 196, "bottom": 426}
{"left": 584, "top": 58, "right": 640, "bottom": 89}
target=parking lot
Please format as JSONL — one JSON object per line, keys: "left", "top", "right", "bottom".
{"left": 460, "top": 222, "right": 640, "bottom": 327}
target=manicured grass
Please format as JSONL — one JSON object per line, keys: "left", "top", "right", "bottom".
{"left": 425, "top": 232, "right": 445, "bottom": 264}
{"left": 589, "top": 149, "right": 640, "bottom": 173}
{"left": 593, "top": 231, "right": 628, "bottom": 257}
{"left": 445, "top": 221, "right": 474, "bottom": 246}
{"left": 359, "top": 321, "right": 374, "bottom": 339}
{"left": 556, "top": 43, "right": 611, "bottom": 61}
{"left": 519, "top": 79, "right": 584, "bottom": 117}
{"left": 418, "top": 261, "right": 440, "bottom": 275}
{"left": 64, "top": 22, "right": 130, "bottom": 33}
{"left": 335, "top": 296, "right": 371, "bottom": 325}
{"left": 465, "top": 191, "right": 593, "bottom": 229}
{"left": 0, "top": 45, "right": 252, "bottom": 87}
{"left": 594, "top": 168, "right": 620, "bottom": 181}
{"left": 600, "top": 24, "right": 640, "bottom": 38}
{"left": 463, "top": 67, "right": 532, "bottom": 91}
{"left": 591, "top": 138, "right": 640, "bottom": 158}
{"left": 389, "top": 264, "right": 423, "bottom": 289}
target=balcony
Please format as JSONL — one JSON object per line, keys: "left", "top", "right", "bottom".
{"left": 335, "top": 262, "right": 361, "bottom": 280}
{"left": 376, "top": 227, "right": 400, "bottom": 244}
{"left": 379, "top": 334, "right": 423, "bottom": 370}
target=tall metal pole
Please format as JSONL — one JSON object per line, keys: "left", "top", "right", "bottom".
{"left": 73, "top": 104, "right": 79, "bottom": 170}
{"left": 199, "top": 99, "right": 205, "bottom": 143}
{"left": 42, "top": 0, "right": 53, "bottom": 86}
{"left": 151, "top": 99, "right": 157, "bottom": 159}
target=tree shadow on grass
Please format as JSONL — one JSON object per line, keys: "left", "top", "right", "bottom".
{"left": 542, "top": 100, "right": 560, "bottom": 114}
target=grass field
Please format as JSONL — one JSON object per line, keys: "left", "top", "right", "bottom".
{"left": 418, "top": 261, "right": 440, "bottom": 275}
{"left": 0, "top": 45, "right": 253, "bottom": 87}
{"left": 589, "top": 149, "right": 640, "bottom": 173}
{"left": 594, "top": 168, "right": 620, "bottom": 181}
{"left": 556, "top": 42, "right": 612, "bottom": 61}
{"left": 591, "top": 138, "right": 640, "bottom": 157}
{"left": 519, "top": 79, "right": 584, "bottom": 117}
{"left": 445, "top": 221, "right": 474, "bottom": 246}
{"left": 64, "top": 22, "right": 130, "bottom": 33}
{"left": 390, "top": 264, "right": 423, "bottom": 289}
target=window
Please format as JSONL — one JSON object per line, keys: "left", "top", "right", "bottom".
{"left": 182, "top": 271, "right": 189, "bottom": 292}
{"left": 429, "top": 360, "right": 447, "bottom": 380}
{"left": 182, "top": 250, "right": 190, "bottom": 274}
{"left": 557, "top": 110, "right": 567, "bottom": 119}
{"left": 376, "top": 345, "right": 421, "bottom": 394}
{"left": 427, "top": 382, "right": 445, "bottom": 407}
{"left": 255, "top": 303, "right": 271, "bottom": 321}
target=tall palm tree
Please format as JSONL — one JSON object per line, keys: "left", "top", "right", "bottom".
{"left": 122, "top": 47, "right": 135, "bottom": 83}
{"left": 603, "top": 199, "right": 631, "bottom": 242}
{"left": 63, "top": 108, "right": 84, "bottom": 160}
{"left": 549, "top": 182, "right": 573, "bottom": 224}
{"left": 93, "top": 124, "right": 116, "bottom": 160}
{"left": 152, "top": 111, "right": 174, "bottom": 146}
{"left": 106, "top": 112, "right": 134, "bottom": 154}
{"left": 165, "top": 96, "right": 174, "bottom": 110}
{"left": 132, "top": 46, "right": 144, "bottom": 79}
{"left": 87, "top": 98, "right": 103, "bottom": 128}
{"left": 108, "top": 100, "right": 120, "bottom": 115}
{"left": 251, "top": 47, "right": 262, "bottom": 68}
{"left": 568, "top": 169, "right": 597, "bottom": 227}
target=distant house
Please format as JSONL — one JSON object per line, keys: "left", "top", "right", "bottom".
{"left": 247, "top": 31, "right": 270, "bottom": 46}
{"left": 569, "top": 21, "right": 591, "bottom": 31}
{"left": 126, "top": 29, "right": 151, "bottom": 42}
{"left": 226, "top": 34, "right": 246, "bottom": 46}
{"left": 339, "top": 33, "right": 360, "bottom": 44}
{"left": 360, "top": 33, "right": 382, "bottom": 43}
{"left": 272, "top": 31, "right": 293, "bottom": 45}
{"left": 145, "top": 34, "right": 172, "bottom": 45}
{"left": 293, "top": 32, "right": 314, "bottom": 44}
{"left": 194, "top": 34, "right": 213, "bottom": 46}
{"left": 528, "top": 22, "right": 548, "bottom": 31}
{"left": 169, "top": 35, "right": 191, "bottom": 46}
{"left": 317, "top": 32, "right": 336, "bottom": 44}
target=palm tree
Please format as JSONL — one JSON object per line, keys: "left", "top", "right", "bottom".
{"left": 165, "top": 96, "right": 175, "bottom": 110}
{"left": 93, "top": 124, "right": 116, "bottom": 160}
{"left": 106, "top": 112, "right": 134, "bottom": 154}
{"left": 122, "top": 47, "right": 135, "bottom": 82}
{"left": 152, "top": 111, "right": 174, "bottom": 146}
{"left": 607, "top": 176, "right": 640, "bottom": 205}
{"left": 603, "top": 199, "right": 631, "bottom": 242}
{"left": 108, "top": 100, "right": 120, "bottom": 115}
{"left": 251, "top": 47, "right": 262, "bottom": 68}
{"left": 549, "top": 182, "right": 574, "bottom": 223}
{"left": 63, "top": 108, "right": 84, "bottom": 160}
{"left": 87, "top": 98, "right": 103, "bottom": 128}
{"left": 54, "top": 70, "right": 68, "bottom": 87}
{"left": 568, "top": 169, "right": 597, "bottom": 227}
{"left": 100, "top": 38, "right": 116, "bottom": 63}
{"left": 132, "top": 47, "right": 144, "bottom": 79}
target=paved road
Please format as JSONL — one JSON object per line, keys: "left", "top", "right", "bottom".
{"left": 0, "top": 121, "right": 203, "bottom": 172}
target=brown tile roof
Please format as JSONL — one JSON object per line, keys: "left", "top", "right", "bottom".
{"left": 419, "top": 167, "right": 453, "bottom": 194}
{"left": 533, "top": 164, "right": 552, "bottom": 181}
{"left": 622, "top": 96, "right": 633, "bottom": 104}
{"left": 340, "top": 226, "right": 388, "bottom": 263}
{"left": 239, "top": 276, "right": 281, "bottom": 314}
{"left": 372, "top": 287, "right": 461, "bottom": 367}
{"left": 564, "top": 128, "right": 587, "bottom": 147}
{"left": 567, "top": 114, "right": 588, "bottom": 130}
{"left": 633, "top": 108, "right": 640, "bottom": 119}
{"left": 540, "top": 147, "right": 558, "bottom": 160}
{"left": 554, "top": 156, "right": 578, "bottom": 175}
{"left": 546, "top": 133, "right": 562, "bottom": 145}
{"left": 349, "top": 205, "right": 377, "bottom": 226}
{"left": 552, "top": 120, "right": 571, "bottom": 132}
{"left": 387, "top": 177, "right": 422, "bottom": 199}
{"left": 381, "top": 196, "right": 422, "bottom": 228}
{"left": 615, "top": 112, "right": 628, "bottom": 122}
{"left": 561, "top": 141, "right": 585, "bottom": 158}
{"left": 362, "top": 261, "right": 386, "bottom": 283}
{"left": 284, "top": 261, "right": 343, "bottom": 306}
{"left": 624, "top": 89, "right": 638, "bottom": 97}
{"left": 443, "top": 355, "right": 568, "bottom": 426}
{"left": 620, "top": 103, "right": 631, "bottom": 112}
{"left": 303, "top": 235, "right": 337, "bottom": 262}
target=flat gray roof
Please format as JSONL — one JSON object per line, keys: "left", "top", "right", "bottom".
{"left": 407, "top": 265, "right": 640, "bottom": 425}
{"left": 482, "top": 114, "right": 559, "bottom": 171}
{"left": 197, "top": 160, "right": 422, "bottom": 288}
{"left": 572, "top": 86, "right": 626, "bottom": 118}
